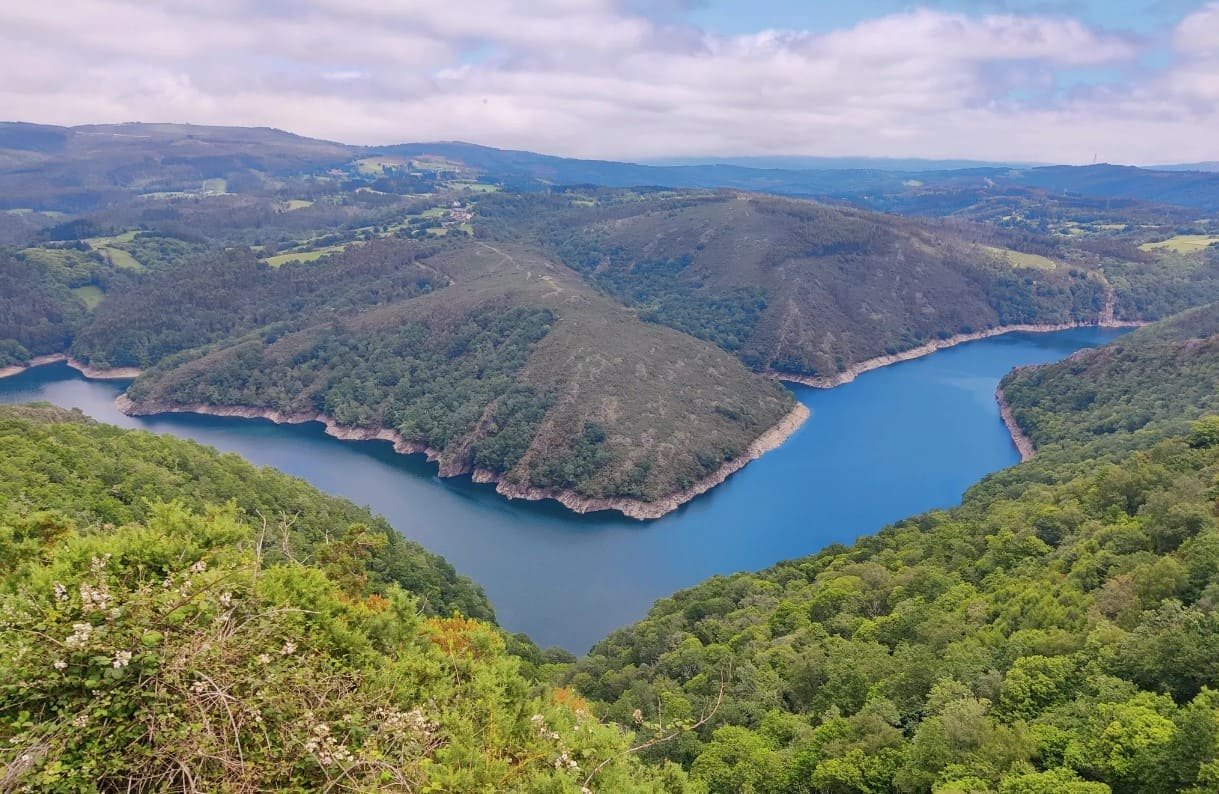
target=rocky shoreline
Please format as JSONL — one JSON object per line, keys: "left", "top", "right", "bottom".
{"left": 772, "top": 320, "right": 1146, "bottom": 389}
{"left": 995, "top": 384, "right": 1036, "bottom": 461}
{"left": 0, "top": 353, "right": 141, "bottom": 381}
{"left": 114, "top": 395, "right": 811, "bottom": 521}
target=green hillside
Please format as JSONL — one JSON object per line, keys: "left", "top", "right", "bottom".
{"left": 0, "top": 404, "right": 685, "bottom": 791}
{"left": 523, "top": 191, "right": 1209, "bottom": 379}
{"left": 999, "top": 303, "right": 1219, "bottom": 455}
{"left": 107, "top": 240, "right": 796, "bottom": 515}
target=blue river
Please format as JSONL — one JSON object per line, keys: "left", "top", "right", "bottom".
{"left": 0, "top": 327, "right": 1126, "bottom": 651}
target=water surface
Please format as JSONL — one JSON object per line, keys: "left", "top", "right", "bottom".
{"left": 0, "top": 327, "right": 1125, "bottom": 650}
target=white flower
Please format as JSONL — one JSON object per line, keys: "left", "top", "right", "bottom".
{"left": 111, "top": 650, "right": 132, "bottom": 669}
{"left": 53, "top": 659, "right": 67, "bottom": 670}
{"left": 73, "top": 714, "right": 89, "bottom": 727}
{"left": 78, "top": 583, "right": 111, "bottom": 613}
{"left": 279, "top": 641, "right": 297, "bottom": 656}
{"left": 218, "top": 592, "right": 233, "bottom": 608}
{"left": 256, "top": 653, "right": 272, "bottom": 665}
{"left": 65, "top": 622, "right": 93, "bottom": 648}
{"left": 190, "top": 560, "right": 207, "bottom": 573}
{"left": 53, "top": 582, "right": 68, "bottom": 602}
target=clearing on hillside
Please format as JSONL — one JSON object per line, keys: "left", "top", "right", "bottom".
{"left": 1140, "top": 234, "right": 1219, "bottom": 253}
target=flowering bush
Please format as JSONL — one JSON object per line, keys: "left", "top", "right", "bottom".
{"left": 0, "top": 501, "right": 685, "bottom": 791}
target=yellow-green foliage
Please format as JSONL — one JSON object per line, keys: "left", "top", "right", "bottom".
{"left": 981, "top": 245, "right": 1058, "bottom": 271}
{"left": 264, "top": 243, "right": 353, "bottom": 267}
{"left": 0, "top": 502, "right": 683, "bottom": 791}
{"left": 70, "top": 285, "right": 104, "bottom": 310}
{"left": 1140, "top": 234, "right": 1219, "bottom": 254}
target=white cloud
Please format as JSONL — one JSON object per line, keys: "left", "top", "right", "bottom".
{"left": 0, "top": 0, "right": 1213, "bottom": 164}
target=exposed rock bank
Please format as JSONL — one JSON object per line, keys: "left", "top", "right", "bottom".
{"left": 115, "top": 396, "right": 811, "bottom": 521}
{"left": 995, "top": 384, "right": 1036, "bottom": 461}
{"left": 772, "top": 320, "right": 1146, "bottom": 389}
{"left": 0, "top": 354, "right": 141, "bottom": 380}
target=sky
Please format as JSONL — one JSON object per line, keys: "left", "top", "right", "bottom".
{"left": 1, "top": 1, "right": 1217, "bottom": 164}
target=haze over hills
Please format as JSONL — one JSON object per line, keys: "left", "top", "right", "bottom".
{"left": 5, "top": 123, "right": 1219, "bottom": 216}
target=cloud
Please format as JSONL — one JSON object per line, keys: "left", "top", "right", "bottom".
{"left": 0, "top": 0, "right": 1213, "bottom": 163}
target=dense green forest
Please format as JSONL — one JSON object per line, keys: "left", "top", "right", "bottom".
{"left": 0, "top": 403, "right": 490, "bottom": 620}
{"left": 1000, "top": 303, "right": 1219, "bottom": 455}
{"left": 563, "top": 306, "right": 1219, "bottom": 793}
{"left": 0, "top": 404, "right": 685, "bottom": 791}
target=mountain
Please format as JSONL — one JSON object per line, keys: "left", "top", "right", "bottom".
{"left": 6, "top": 124, "right": 1216, "bottom": 216}
{"left": 0, "top": 122, "right": 355, "bottom": 212}
{"left": 1153, "top": 162, "right": 1219, "bottom": 173}
{"left": 644, "top": 155, "right": 1047, "bottom": 171}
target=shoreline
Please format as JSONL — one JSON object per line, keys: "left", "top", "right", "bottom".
{"left": 14, "top": 320, "right": 1129, "bottom": 519}
{"left": 770, "top": 319, "right": 1146, "bottom": 388}
{"left": 114, "top": 395, "right": 811, "bottom": 521}
{"left": 995, "top": 383, "right": 1036, "bottom": 461}
{"left": 0, "top": 353, "right": 141, "bottom": 381}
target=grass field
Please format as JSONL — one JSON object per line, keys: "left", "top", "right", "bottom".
{"left": 448, "top": 181, "right": 500, "bottom": 193}
{"left": 1140, "top": 234, "right": 1219, "bottom": 253}
{"left": 21, "top": 247, "right": 96, "bottom": 269}
{"left": 280, "top": 199, "right": 314, "bottom": 211}
{"left": 264, "top": 243, "right": 352, "bottom": 267}
{"left": 71, "top": 285, "right": 104, "bottom": 309}
{"left": 982, "top": 245, "right": 1057, "bottom": 270}
{"left": 97, "top": 247, "right": 142, "bottom": 270}
{"left": 354, "top": 156, "right": 410, "bottom": 176}
{"left": 202, "top": 178, "right": 228, "bottom": 194}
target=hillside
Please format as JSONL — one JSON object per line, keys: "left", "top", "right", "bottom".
{"left": 566, "top": 307, "right": 1219, "bottom": 793}
{"left": 0, "top": 402, "right": 491, "bottom": 620}
{"left": 0, "top": 122, "right": 355, "bottom": 213}
{"left": 0, "top": 404, "right": 684, "bottom": 791}
{"left": 523, "top": 191, "right": 1160, "bottom": 380}
{"left": 999, "top": 303, "right": 1219, "bottom": 456}
{"left": 99, "top": 239, "right": 799, "bottom": 518}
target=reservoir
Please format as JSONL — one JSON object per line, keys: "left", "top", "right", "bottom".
{"left": 0, "top": 327, "right": 1126, "bottom": 651}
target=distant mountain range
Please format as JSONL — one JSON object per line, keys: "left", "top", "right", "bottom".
{"left": 2, "top": 122, "right": 1218, "bottom": 213}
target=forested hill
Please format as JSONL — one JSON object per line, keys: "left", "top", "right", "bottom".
{"left": 1000, "top": 302, "right": 1219, "bottom": 457}
{"left": 108, "top": 240, "right": 799, "bottom": 518}
{"left": 518, "top": 192, "right": 1135, "bottom": 379}
{"left": 0, "top": 403, "right": 491, "bottom": 620}
{"left": 0, "top": 404, "right": 685, "bottom": 790}
{"left": 566, "top": 308, "right": 1219, "bottom": 793}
